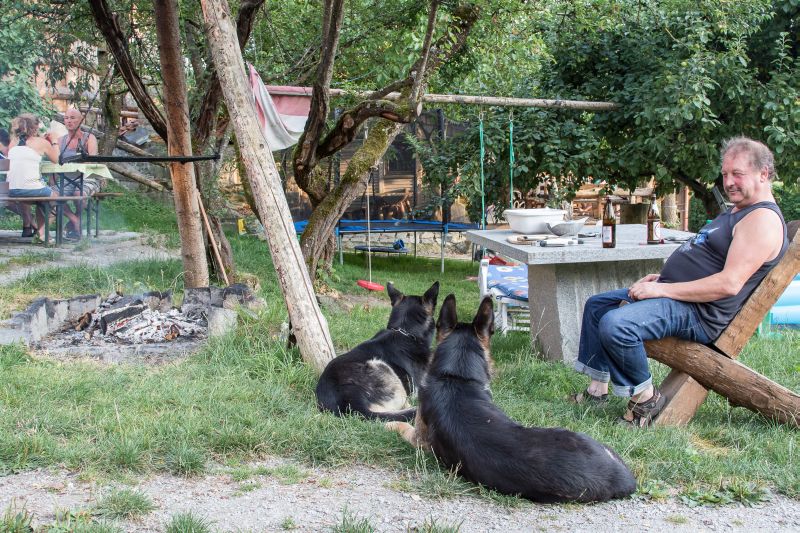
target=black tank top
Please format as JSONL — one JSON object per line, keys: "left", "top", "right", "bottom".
{"left": 659, "top": 201, "right": 788, "bottom": 340}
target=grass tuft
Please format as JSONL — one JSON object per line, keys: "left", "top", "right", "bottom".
{"left": 0, "top": 502, "right": 33, "bottom": 532}
{"left": 410, "top": 517, "right": 464, "bottom": 532}
{"left": 93, "top": 487, "right": 156, "bottom": 520}
{"left": 164, "top": 511, "right": 213, "bottom": 533}
{"left": 331, "top": 508, "right": 375, "bottom": 533}
{"left": 164, "top": 442, "right": 206, "bottom": 477}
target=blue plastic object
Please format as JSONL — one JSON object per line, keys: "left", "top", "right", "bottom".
{"left": 768, "top": 274, "right": 800, "bottom": 327}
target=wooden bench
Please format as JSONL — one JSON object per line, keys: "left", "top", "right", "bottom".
{"left": 645, "top": 220, "right": 800, "bottom": 427}
{"left": 0, "top": 194, "right": 89, "bottom": 245}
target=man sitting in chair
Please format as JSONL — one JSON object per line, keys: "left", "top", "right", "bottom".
{"left": 58, "top": 108, "right": 100, "bottom": 239}
{"left": 570, "top": 136, "right": 788, "bottom": 427}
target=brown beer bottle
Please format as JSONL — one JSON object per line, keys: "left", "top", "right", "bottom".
{"left": 602, "top": 196, "right": 616, "bottom": 248}
{"left": 646, "top": 194, "right": 662, "bottom": 244}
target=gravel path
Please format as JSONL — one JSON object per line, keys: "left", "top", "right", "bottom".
{"left": 0, "top": 230, "right": 178, "bottom": 286}
{"left": 2, "top": 458, "right": 799, "bottom": 532}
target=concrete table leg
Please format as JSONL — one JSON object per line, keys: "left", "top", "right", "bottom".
{"left": 527, "top": 259, "right": 666, "bottom": 362}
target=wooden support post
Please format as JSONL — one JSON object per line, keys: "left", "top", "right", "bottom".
{"left": 201, "top": 0, "right": 335, "bottom": 372}
{"left": 154, "top": 0, "right": 209, "bottom": 288}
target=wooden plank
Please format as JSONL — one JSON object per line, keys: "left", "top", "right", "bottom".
{"left": 645, "top": 337, "right": 800, "bottom": 426}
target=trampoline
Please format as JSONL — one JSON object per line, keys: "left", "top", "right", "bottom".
{"left": 293, "top": 218, "right": 479, "bottom": 272}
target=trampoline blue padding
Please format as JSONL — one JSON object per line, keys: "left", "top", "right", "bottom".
{"left": 770, "top": 274, "right": 800, "bottom": 326}
{"left": 293, "top": 219, "right": 479, "bottom": 236}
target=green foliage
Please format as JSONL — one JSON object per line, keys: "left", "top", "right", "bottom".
{"left": 0, "top": 17, "right": 50, "bottom": 127}
{"left": 680, "top": 482, "right": 772, "bottom": 507}
{"left": 775, "top": 183, "right": 800, "bottom": 222}
{"left": 419, "top": 1, "right": 800, "bottom": 216}
{"left": 541, "top": 0, "right": 800, "bottom": 189}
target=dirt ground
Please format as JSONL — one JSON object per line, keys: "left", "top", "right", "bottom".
{"left": 2, "top": 231, "right": 799, "bottom": 532}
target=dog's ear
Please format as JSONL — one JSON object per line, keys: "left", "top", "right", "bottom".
{"left": 472, "top": 296, "right": 495, "bottom": 338}
{"left": 387, "top": 282, "right": 403, "bottom": 306}
{"left": 437, "top": 293, "right": 458, "bottom": 338}
{"left": 423, "top": 281, "right": 439, "bottom": 311}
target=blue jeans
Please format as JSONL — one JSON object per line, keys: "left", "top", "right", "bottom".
{"left": 574, "top": 288, "right": 711, "bottom": 397}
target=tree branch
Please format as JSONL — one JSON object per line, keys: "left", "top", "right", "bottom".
{"left": 293, "top": 0, "right": 346, "bottom": 189}
{"left": 316, "top": 100, "right": 410, "bottom": 160}
{"left": 87, "top": 0, "right": 168, "bottom": 141}
{"left": 193, "top": 0, "right": 266, "bottom": 145}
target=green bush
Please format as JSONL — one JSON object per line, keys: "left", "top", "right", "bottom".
{"left": 775, "top": 184, "right": 800, "bottom": 223}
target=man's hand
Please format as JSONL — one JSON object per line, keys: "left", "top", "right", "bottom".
{"left": 635, "top": 273, "right": 660, "bottom": 284}
{"left": 628, "top": 279, "right": 664, "bottom": 301}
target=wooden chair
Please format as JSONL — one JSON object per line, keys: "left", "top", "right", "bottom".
{"left": 645, "top": 220, "right": 800, "bottom": 427}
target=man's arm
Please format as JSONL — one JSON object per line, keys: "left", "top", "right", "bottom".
{"left": 628, "top": 208, "right": 784, "bottom": 303}
{"left": 87, "top": 134, "right": 98, "bottom": 156}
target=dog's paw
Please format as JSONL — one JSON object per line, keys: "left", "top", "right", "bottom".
{"left": 384, "top": 421, "right": 411, "bottom": 432}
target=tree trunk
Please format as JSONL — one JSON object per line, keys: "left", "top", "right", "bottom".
{"left": 99, "top": 87, "right": 123, "bottom": 156}
{"left": 154, "top": 0, "right": 209, "bottom": 288}
{"left": 300, "top": 119, "right": 405, "bottom": 275}
{"left": 662, "top": 192, "right": 678, "bottom": 226}
{"left": 201, "top": 0, "right": 336, "bottom": 372}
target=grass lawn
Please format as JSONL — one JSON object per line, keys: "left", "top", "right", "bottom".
{"left": 0, "top": 193, "right": 798, "bottom": 507}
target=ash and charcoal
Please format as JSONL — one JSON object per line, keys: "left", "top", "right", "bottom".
{"left": 69, "top": 291, "right": 208, "bottom": 345}
{"left": 1, "top": 284, "right": 263, "bottom": 359}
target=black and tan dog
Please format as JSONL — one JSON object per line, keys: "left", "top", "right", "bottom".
{"left": 315, "top": 281, "right": 439, "bottom": 422}
{"left": 387, "top": 294, "right": 637, "bottom": 503}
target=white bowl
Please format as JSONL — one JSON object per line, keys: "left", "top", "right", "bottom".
{"left": 547, "top": 217, "right": 589, "bottom": 237}
{"left": 504, "top": 208, "right": 567, "bottom": 234}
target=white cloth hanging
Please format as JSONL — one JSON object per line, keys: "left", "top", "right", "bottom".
{"left": 248, "top": 64, "right": 311, "bottom": 150}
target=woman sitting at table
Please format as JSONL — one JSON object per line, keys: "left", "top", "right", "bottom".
{"left": 8, "top": 113, "right": 80, "bottom": 241}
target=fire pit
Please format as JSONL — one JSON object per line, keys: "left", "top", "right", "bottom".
{"left": 0, "top": 284, "right": 263, "bottom": 361}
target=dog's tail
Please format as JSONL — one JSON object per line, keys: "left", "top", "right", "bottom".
{"left": 363, "top": 406, "right": 417, "bottom": 423}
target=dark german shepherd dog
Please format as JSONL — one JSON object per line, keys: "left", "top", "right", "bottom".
{"left": 315, "top": 281, "right": 439, "bottom": 422}
{"left": 387, "top": 295, "right": 637, "bottom": 503}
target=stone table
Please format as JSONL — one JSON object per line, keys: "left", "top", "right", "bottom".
{"left": 466, "top": 224, "right": 695, "bottom": 362}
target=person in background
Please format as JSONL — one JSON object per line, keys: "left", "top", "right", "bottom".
{"left": 0, "top": 128, "right": 9, "bottom": 158}
{"left": 570, "top": 136, "right": 788, "bottom": 427}
{"left": 8, "top": 114, "right": 80, "bottom": 241}
{"left": 58, "top": 107, "right": 100, "bottom": 239}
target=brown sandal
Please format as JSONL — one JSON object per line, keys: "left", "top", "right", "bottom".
{"left": 568, "top": 389, "right": 609, "bottom": 405}
{"left": 619, "top": 388, "right": 665, "bottom": 428}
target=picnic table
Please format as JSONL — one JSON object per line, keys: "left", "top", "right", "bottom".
{"left": 466, "top": 224, "right": 695, "bottom": 362}
{"left": 1, "top": 162, "right": 115, "bottom": 245}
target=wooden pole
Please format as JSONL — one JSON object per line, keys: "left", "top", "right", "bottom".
{"left": 153, "top": 0, "right": 209, "bottom": 288}
{"left": 266, "top": 88, "right": 620, "bottom": 111}
{"left": 107, "top": 162, "right": 168, "bottom": 191}
{"left": 201, "top": 0, "right": 336, "bottom": 372}
{"left": 197, "top": 196, "right": 230, "bottom": 286}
